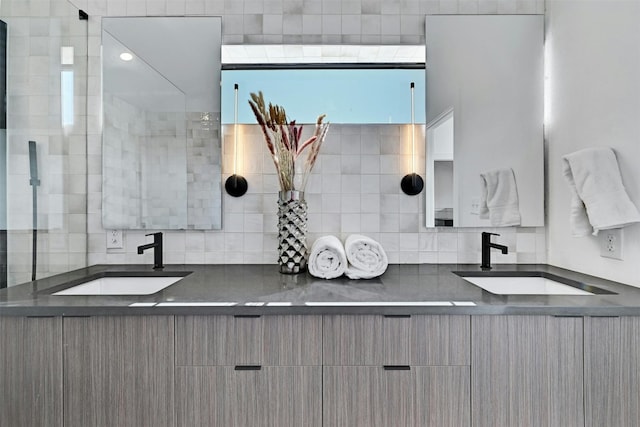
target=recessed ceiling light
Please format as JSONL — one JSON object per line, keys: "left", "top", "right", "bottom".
{"left": 120, "top": 52, "right": 133, "bottom": 61}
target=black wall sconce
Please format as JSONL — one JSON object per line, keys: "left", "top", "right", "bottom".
{"left": 401, "top": 82, "right": 424, "bottom": 196}
{"left": 225, "top": 83, "right": 248, "bottom": 197}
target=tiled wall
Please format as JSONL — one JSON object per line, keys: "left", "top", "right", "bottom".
{"left": 74, "top": 0, "right": 547, "bottom": 267}
{"left": 140, "top": 109, "right": 189, "bottom": 229}
{"left": 186, "top": 112, "right": 222, "bottom": 230}
{"left": 89, "top": 124, "right": 546, "bottom": 265}
{"left": 102, "top": 93, "right": 144, "bottom": 228}
{"left": 102, "top": 100, "right": 222, "bottom": 230}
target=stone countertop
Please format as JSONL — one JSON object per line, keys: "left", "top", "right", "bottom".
{"left": 0, "top": 263, "right": 638, "bottom": 316}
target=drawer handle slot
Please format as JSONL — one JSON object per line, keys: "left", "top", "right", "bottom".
{"left": 383, "top": 365, "right": 411, "bottom": 371}
{"left": 234, "top": 315, "right": 261, "bottom": 318}
{"left": 384, "top": 314, "right": 411, "bottom": 318}
{"left": 235, "top": 365, "right": 262, "bottom": 371}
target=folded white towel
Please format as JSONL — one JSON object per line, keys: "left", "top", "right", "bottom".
{"left": 308, "top": 235, "right": 348, "bottom": 279}
{"left": 479, "top": 168, "right": 521, "bottom": 226}
{"left": 344, "top": 234, "right": 388, "bottom": 280}
{"left": 562, "top": 147, "right": 640, "bottom": 236}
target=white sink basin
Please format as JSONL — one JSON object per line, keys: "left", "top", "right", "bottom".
{"left": 461, "top": 276, "right": 594, "bottom": 295}
{"left": 52, "top": 276, "right": 185, "bottom": 295}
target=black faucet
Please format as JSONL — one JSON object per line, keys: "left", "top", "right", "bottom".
{"left": 481, "top": 232, "right": 508, "bottom": 270}
{"left": 137, "top": 232, "right": 164, "bottom": 269}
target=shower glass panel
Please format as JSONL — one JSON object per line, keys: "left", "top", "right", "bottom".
{"left": 0, "top": 1, "right": 88, "bottom": 287}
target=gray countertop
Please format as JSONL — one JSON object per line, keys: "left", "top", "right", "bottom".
{"left": 0, "top": 263, "right": 639, "bottom": 316}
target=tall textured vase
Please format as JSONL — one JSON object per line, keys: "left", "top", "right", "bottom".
{"left": 277, "top": 190, "right": 308, "bottom": 274}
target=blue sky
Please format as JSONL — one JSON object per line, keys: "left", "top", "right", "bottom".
{"left": 221, "top": 69, "right": 425, "bottom": 124}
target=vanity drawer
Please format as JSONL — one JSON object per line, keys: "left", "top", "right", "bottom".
{"left": 176, "top": 365, "right": 321, "bottom": 427}
{"left": 175, "top": 315, "right": 322, "bottom": 366}
{"left": 323, "top": 315, "right": 470, "bottom": 366}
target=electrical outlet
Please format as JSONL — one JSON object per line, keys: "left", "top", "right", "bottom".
{"left": 600, "top": 228, "right": 623, "bottom": 260}
{"left": 106, "top": 229, "right": 124, "bottom": 249}
{"left": 470, "top": 197, "right": 480, "bottom": 215}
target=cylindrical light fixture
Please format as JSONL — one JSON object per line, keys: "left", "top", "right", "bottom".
{"left": 401, "top": 81, "right": 424, "bottom": 196}
{"left": 225, "top": 83, "right": 248, "bottom": 197}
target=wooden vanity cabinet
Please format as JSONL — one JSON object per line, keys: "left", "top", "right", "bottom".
{"left": 0, "top": 316, "right": 63, "bottom": 427}
{"left": 322, "top": 315, "right": 471, "bottom": 427}
{"left": 174, "top": 315, "right": 322, "bottom": 427}
{"left": 6, "top": 312, "right": 640, "bottom": 427}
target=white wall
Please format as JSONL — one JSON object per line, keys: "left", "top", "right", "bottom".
{"left": 546, "top": 0, "right": 640, "bottom": 286}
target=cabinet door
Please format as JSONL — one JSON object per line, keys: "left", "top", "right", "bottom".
{"left": 0, "top": 316, "right": 62, "bottom": 427}
{"left": 176, "top": 366, "right": 321, "bottom": 427}
{"left": 471, "top": 315, "right": 584, "bottom": 427}
{"left": 584, "top": 316, "right": 640, "bottom": 427}
{"left": 323, "top": 366, "right": 469, "bottom": 427}
{"left": 63, "top": 316, "right": 174, "bottom": 427}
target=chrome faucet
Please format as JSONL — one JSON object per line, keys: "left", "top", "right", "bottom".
{"left": 481, "top": 232, "right": 508, "bottom": 270}
{"left": 137, "top": 232, "right": 164, "bottom": 269}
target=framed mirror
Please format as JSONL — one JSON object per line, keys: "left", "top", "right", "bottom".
{"left": 425, "top": 15, "right": 545, "bottom": 228}
{"left": 101, "top": 16, "right": 222, "bottom": 230}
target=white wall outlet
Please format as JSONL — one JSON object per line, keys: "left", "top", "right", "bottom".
{"left": 470, "top": 197, "right": 481, "bottom": 215}
{"left": 600, "top": 228, "right": 623, "bottom": 260}
{"left": 106, "top": 229, "right": 124, "bottom": 249}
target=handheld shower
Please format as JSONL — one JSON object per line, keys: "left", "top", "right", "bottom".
{"left": 28, "top": 141, "right": 39, "bottom": 281}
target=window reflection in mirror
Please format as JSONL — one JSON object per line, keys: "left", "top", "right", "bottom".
{"left": 221, "top": 68, "right": 425, "bottom": 125}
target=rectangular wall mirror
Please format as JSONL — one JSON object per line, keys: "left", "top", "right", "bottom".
{"left": 425, "top": 15, "right": 544, "bottom": 228}
{"left": 102, "top": 16, "right": 222, "bottom": 230}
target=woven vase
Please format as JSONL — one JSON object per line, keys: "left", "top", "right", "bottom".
{"left": 277, "top": 190, "right": 308, "bottom": 274}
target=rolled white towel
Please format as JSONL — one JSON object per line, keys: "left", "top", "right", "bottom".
{"left": 308, "top": 235, "right": 348, "bottom": 279}
{"left": 344, "top": 234, "right": 388, "bottom": 280}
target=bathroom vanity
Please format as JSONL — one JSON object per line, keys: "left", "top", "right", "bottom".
{"left": 1, "top": 264, "right": 639, "bottom": 427}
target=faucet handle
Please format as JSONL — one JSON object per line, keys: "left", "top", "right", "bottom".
{"left": 482, "top": 232, "right": 500, "bottom": 237}
{"left": 145, "top": 232, "right": 162, "bottom": 237}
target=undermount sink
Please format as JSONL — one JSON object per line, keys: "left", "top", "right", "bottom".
{"left": 453, "top": 271, "right": 616, "bottom": 296}
{"left": 51, "top": 272, "right": 190, "bottom": 295}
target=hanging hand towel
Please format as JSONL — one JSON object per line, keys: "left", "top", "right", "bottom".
{"left": 562, "top": 147, "right": 640, "bottom": 236}
{"left": 308, "top": 235, "right": 348, "bottom": 279}
{"left": 479, "top": 168, "right": 521, "bottom": 226}
{"left": 344, "top": 234, "right": 388, "bottom": 280}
